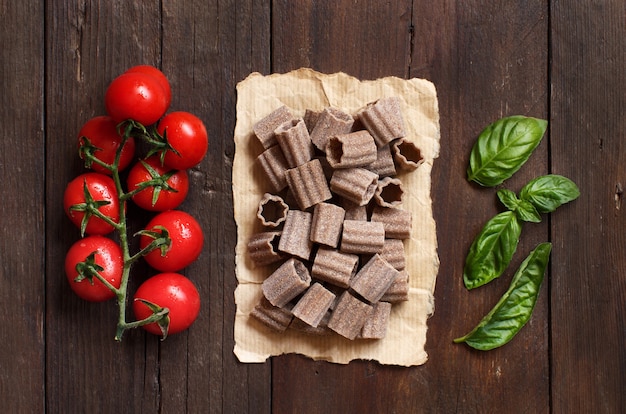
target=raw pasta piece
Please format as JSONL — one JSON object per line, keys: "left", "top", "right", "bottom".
{"left": 310, "top": 107, "right": 354, "bottom": 152}
{"left": 253, "top": 105, "right": 293, "bottom": 149}
{"left": 257, "top": 193, "right": 289, "bottom": 227}
{"left": 370, "top": 205, "right": 412, "bottom": 239}
{"left": 256, "top": 145, "right": 290, "bottom": 193}
{"left": 342, "top": 203, "right": 368, "bottom": 221}
{"left": 291, "top": 282, "right": 336, "bottom": 327}
{"left": 392, "top": 137, "right": 424, "bottom": 171}
{"left": 326, "top": 130, "right": 377, "bottom": 169}
{"left": 330, "top": 167, "right": 379, "bottom": 206}
{"left": 380, "top": 270, "right": 409, "bottom": 303}
{"left": 250, "top": 296, "right": 294, "bottom": 332}
{"left": 310, "top": 202, "right": 345, "bottom": 248}
{"left": 327, "top": 291, "right": 373, "bottom": 340}
{"left": 350, "top": 254, "right": 399, "bottom": 303}
{"left": 379, "top": 238, "right": 406, "bottom": 271}
{"left": 365, "top": 145, "right": 397, "bottom": 177}
{"left": 303, "top": 109, "right": 321, "bottom": 133}
{"left": 275, "top": 118, "right": 315, "bottom": 168}
{"left": 311, "top": 247, "right": 359, "bottom": 288}
{"left": 360, "top": 301, "right": 392, "bottom": 339}
{"left": 285, "top": 159, "right": 332, "bottom": 210}
{"left": 374, "top": 176, "right": 404, "bottom": 208}
{"left": 247, "top": 231, "right": 283, "bottom": 266}
{"left": 278, "top": 210, "right": 313, "bottom": 260}
{"left": 357, "top": 97, "right": 406, "bottom": 147}
{"left": 262, "top": 258, "right": 311, "bottom": 307}
{"left": 290, "top": 311, "right": 332, "bottom": 336}
{"left": 340, "top": 220, "right": 385, "bottom": 254}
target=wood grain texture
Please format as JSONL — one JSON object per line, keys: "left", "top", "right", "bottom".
{"left": 550, "top": 1, "right": 626, "bottom": 412}
{"left": 0, "top": 0, "right": 623, "bottom": 412}
{"left": 0, "top": 1, "right": 45, "bottom": 413}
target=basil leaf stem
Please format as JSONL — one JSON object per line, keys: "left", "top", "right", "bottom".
{"left": 467, "top": 116, "right": 547, "bottom": 187}
{"left": 454, "top": 242, "right": 552, "bottom": 350}
{"left": 463, "top": 211, "right": 522, "bottom": 289}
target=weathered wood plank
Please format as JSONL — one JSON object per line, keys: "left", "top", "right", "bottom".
{"left": 0, "top": 2, "right": 45, "bottom": 412}
{"left": 550, "top": 1, "right": 626, "bottom": 412}
{"left": 44, "top": 2, "right": 163, "bottom": 412}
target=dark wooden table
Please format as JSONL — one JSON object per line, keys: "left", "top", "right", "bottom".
{"left": 1, "top": 1, "right": 624, "bottom": 413}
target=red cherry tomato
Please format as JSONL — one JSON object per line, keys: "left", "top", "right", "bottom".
{"left": 77, "top": 115, "right": 136, "bottom": 174}
{"left": 64, "top": 172, "right": 120, "bottom": 235}
{"left": 127, "top": 155, "right": 189, "bottom": 211}
{"left": 133, "top": 272, "right": 201, "bottom": 336}
{"left": 65, "top": 235, "right": 123, "bottom": 302}
{"left": 105, "top": 72, "right": 169, "bottom": 126}
{"left": 125, "top": 65, "right": 171, "bottom": 109}
{"left": 140, "top": 210, "right": 203, "bottom": 272}
{"left": 157, "top": 111, "right": 208, "bottom": 170}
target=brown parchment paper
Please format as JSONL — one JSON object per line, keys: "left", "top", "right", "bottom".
{"left": 232, "top": 68, "right": 440, "bottom": 366}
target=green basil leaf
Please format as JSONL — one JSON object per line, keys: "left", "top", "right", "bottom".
{"left": 514, "top": 200, "right": 542, "bottom": 223}
{"left": 454, "top": 242, "right": 552, "bottom": 350}
{"left": 463, "top": 211, "right": 523, "bottom": 289}
{"left": 496, "top": 188, "right": 520, "bottom": 211}
{"left": 519, "top": 174, "right": 580, "bottom": 213}
{"left": 467, "top": 116, "right": 548, "bottom": 187}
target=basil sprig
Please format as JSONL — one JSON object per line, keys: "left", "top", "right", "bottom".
{"left": 467, "top": 116, "right": 547, "bottom": 187}
{"left": 454, "top": 242, "right": 552, "bottom": 350}
{"left": 463, "top": 174, "right": 579, "bottom": 289}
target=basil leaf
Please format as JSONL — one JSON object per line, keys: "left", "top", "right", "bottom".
{"left": 454, "top": 242, "right": 552, "bottom": 350}
{"left": 514, "top": 200, "right": 541, "bottom": 223}
{"left": 467, "top": 116, "right": 548, "bottom": 187}
{"left": 519, "top": 174, "right": 580, "bottom": 213}
{"left": 497, "top": 188, "right": 520, "bottom": 211}
{"left": 463, "top": 211, "right": 523, "bottom": 289}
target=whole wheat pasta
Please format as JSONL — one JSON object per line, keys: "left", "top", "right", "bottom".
{"left": 289, "top": 311, "right": 332, "bottom": 336}
{"left": 374, "top": 176, "right": 404, "bottom": 208}
{"left": 350, "top": 254, "right": 399, "bottom": 303}
{"left": 262, "top": 258, "right": 312, "bottom": 307}
{"left": 359, "top": 301, "right": 392, "bottom": 339}
{"left": 247, "top": 231, "right": 284, "bottom": 266}
{"left": 257, "top": 193, "right": 289, "bottom": 227}
{"left": 330, "top": 167, "right": 379, "bottom": 206}
{"left": 291, "top": 282, "right": 336, "bottom": 327}
{"left": 278, "top": 210, "right": 313, "bottom": 261}
{"left": 326, "top": 130, "right": 378, "bottom": 169}
{"left": 392, "top": 137, "right": 424, "bottom": 171}
{"left": 380, "top": 270, "right": 409, "bottom": 303}
{"left": 357, "top": 97, "right": 406, "bottom": 147}
{"left": 310, "top": 202, "right": 345, "bottom": 248}
{"left": 327, "top": 290, "right": 373, "bottom": 340}
{"left": 365, "top": 145, "right": 397, "bottom": 177}
{"left": 275, "top": 118, "right": 315, "bottom": 168}
{"left": 310, "top": 107, "right": 354, "bottom": 152}
{"left": 370, "top": 205, "right": 412, "bottom": 239}
{"left": 379, "top": 238, "right": 406, "bottom": 271}
{"left": 303, "top": 109, "right": 321, "bottom": 133}
{"left": 340, "top": 219, "right": 385, "bottom": 254}
{"left": 284, "top": 159, "right": 332, "bottom": 210}
{"left": 256, "top": 145, "right": 290, "bottom": 193}
{"left": 253, "top": 105, "right": 293, "bottom": 149}
{"left": 250, "top": 296, "right": 294, "bottom": 332}
{"left": 311, "top": 247, "right": 359, "bottom": 288}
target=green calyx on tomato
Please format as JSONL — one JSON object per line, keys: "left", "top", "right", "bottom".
{"left": 64, "top": 65, "right": 207, "bottom": 341}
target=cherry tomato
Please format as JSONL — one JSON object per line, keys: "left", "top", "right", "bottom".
{"left": 140, "top": 210, "right": 203, "bottom": 272}
{"left": 127, "top": 155, "right": 189, "bottom": 211}
{"left": 63, "top": 172, "right": 120, "bottom": 235}
{"left": 77, "top": 115, "right": 136, "bottom": 174}
{"left": 65, "top": 235, "right": 123, "bottom": 302}
{"left": 105, "top": 71, "right": 169, "bottom": 126}
{"left": 157, "top": 111, "right": 208, "bottom": 170}
{"left": 133, "top": 272, "right": 201, "bottom": 336}
{"left": 124, "top": 65, "right": 171, "bottom": 109}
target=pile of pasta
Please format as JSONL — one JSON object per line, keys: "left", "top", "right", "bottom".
{"left": 247, "top": 97, "right": 424, "bottom": 340}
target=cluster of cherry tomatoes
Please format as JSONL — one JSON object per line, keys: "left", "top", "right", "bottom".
{"left": 63, "top": 65, "right": 208, "bottom": 339}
